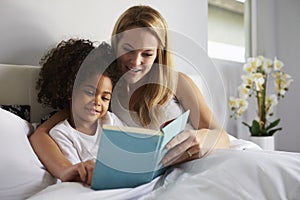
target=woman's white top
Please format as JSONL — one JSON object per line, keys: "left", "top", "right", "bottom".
{"left": 111, "top": 95, "right": 185, "bottom": 129}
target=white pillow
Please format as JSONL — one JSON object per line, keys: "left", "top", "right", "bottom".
{"left": 0, "top": 108, "right": 57, "bottom": 200}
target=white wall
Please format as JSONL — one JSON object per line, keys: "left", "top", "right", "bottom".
{"left": 253, "top": 0, "right": 300, "bottom": 152}
{"left": 208, "top": 0, "right": 300, "bottom": 153}
{"left": 1, "top": 0, "right": 299, "bottom": 152}
{"left": 0, "top": 0, "right": 230, "bottom": 142}
{"left": 274, "top": 0, "right": 300, "bottom": 152}
{"left": 0, "top": 0, "right": 207, "bottom": 66}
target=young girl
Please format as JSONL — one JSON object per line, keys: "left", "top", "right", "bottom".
{"left": 36, "top": 39, "right": 123, "bottom": 182}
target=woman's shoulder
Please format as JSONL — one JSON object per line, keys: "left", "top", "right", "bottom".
{"left": 175, "top": 71, "right": 206, "bottom": 106}
{"left": 177, "top": 71, "right": 194, "bottom": 82}
{"left": 175, "top": 71, "right": 197, "bottom": 93}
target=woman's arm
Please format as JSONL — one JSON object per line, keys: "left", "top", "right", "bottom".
{"left": 177, "top": 72, "right": 229, "bottom": 147}
{"left": 29, "top": 110, "right": 95, "bottom": 184}
{"left": 29, "top": 110, "right": 71, "bottom": 178}
{"left": 162, "top": 72, "right": 230, "bottom": 166}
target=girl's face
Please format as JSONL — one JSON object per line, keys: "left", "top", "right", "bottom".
{"left": 116, "top": 28, "right": 159, "bottom": 84}
{"left": 72, "top": 74, "right": 112, "bottom": 125}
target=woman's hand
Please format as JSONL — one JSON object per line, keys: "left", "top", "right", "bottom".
{"left": 169, "top": 72, "right": 230, "bottom": 168}
{"left": 161, "top": 129, "right": 204, "bottom": 167}
{"left": 59, "top": 160, "right": 95, "bottom": 185}
{"left": 162, "top": 128, "right": 226, "bottom": 167}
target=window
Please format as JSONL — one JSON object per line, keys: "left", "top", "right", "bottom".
{"left": 208, "top": 0, "right": 246, "bottom": 62}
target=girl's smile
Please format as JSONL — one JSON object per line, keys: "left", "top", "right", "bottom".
{"left": 71, "top": 74, "right": 112, "bottom": 128}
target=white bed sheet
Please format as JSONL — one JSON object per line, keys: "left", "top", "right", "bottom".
{"left": 28, "top": 149, "right": 300, "bottom": 200}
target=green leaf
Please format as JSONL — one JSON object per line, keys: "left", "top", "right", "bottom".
{"left": 250, "top": 120, "right": 261, "bottom": 136}
{"left": 267, "top": 127, "right": 283, "bottom": 136}
{"left": 242, "top": 122, "right": 251, "bottom": 128}
{"left": 260, "top": 129, "right": 268, "bottom": 136}
{"left": 266, "top": 119, "right": 281, "bottom": 131}
{"left": 242, "top": 121, "right": 253, "bottom": 135}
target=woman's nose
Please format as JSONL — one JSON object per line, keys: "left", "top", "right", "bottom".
{"left": 130, "top": 52, "right": 143, "bottom": 66}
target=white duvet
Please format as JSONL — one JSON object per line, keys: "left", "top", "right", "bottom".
{"left": 29, "top": 149, "right": 300, "bottom": 200}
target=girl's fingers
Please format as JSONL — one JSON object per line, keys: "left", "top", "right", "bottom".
{"left": 75, "top": 163, "right": 87, "bottom": 183}
{"left": 60, "top": 163, "right": 85, "bottom": 182}
{"left": 60, "top": 160, "right": 95, "bottom": 185}
{"left": 84, "top": 160, "right": 95, "bottom": 185}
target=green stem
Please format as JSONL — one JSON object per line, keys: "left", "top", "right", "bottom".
{"left": 257, "top": 74, "right": 267, "bottom": 135}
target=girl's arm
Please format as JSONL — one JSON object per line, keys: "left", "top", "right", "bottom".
{"left": 162, "top": 72, "right": 230, "bottom": 166}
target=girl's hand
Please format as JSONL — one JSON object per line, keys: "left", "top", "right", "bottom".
{"left": 59, "top": 160, "right": 95, "bottom": 185}
{"left": 162, "top": 129, "right": 214, "bottom": 167}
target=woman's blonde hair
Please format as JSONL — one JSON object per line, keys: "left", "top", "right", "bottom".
{"left": 112, "top": 5, "right": 176, "bottom": 128}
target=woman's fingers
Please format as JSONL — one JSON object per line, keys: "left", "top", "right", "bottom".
{"left": 162, "top": 129, "right": 204, "bottom": 166}
{"left": 165, "top": 130, "right": 193, "bottom": 150}
{"left": 169, "top": 145, "right": 201, "bottom": 166}
{"left": 162, "top": 131, "right": 195, "bottom": 165}
{"left": 162, "top": 143, "right": 200, "bottom": 167}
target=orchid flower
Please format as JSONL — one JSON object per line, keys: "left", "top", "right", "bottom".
{"left": 228, "top": 56, "right": 292, "bottom": 136}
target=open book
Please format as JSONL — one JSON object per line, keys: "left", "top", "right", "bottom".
{"left": 91, "top": 110, "right": 190, "bottom": 190}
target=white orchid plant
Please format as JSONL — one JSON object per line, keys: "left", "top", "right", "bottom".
{"left": 229, "top": 55, "right": 293, "bottom": 136}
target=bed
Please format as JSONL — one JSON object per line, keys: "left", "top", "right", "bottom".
{"left": 1, "top": 64, "right": 300, "bottom": 200}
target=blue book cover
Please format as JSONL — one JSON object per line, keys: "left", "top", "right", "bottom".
{"left": 91, "top": 110, "right": 190, "bottom": 190}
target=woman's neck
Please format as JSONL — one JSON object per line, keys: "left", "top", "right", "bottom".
{"left": 118, "top": 78, "right": 147, "bottom": 111}
{"left": 128, "top": 78, "right": 146, "bottom": 95}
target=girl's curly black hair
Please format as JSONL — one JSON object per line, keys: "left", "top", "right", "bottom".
{"left": 36, "top": 38, "right": 120, "bottom": 110}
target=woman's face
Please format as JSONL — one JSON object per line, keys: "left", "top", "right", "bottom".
{"left": 72, "top": 74, "right": 112, "bottom": 125}
{"left": 116, "top": 28, "right": 159, "bottom": 84}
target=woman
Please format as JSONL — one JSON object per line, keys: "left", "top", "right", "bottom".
{"left": 29, "top": 5, "right": 229, "bottom": 186}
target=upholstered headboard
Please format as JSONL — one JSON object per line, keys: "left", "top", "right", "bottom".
{"left": 0, "top": 62, "right": 233, "bottom": 133}
{"left": 0, "top": 64, "right": 53, "bottom": 122}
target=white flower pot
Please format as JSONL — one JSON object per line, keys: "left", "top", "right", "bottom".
{"left": 250, "top": 136, "right": 275, "bottom": 151}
